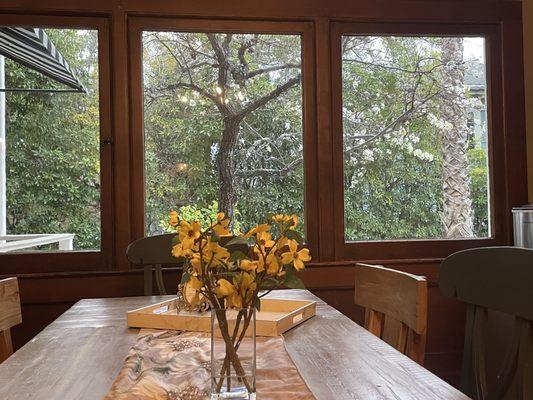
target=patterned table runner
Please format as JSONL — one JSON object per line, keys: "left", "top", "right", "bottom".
{"left": 104, "top": 329, "right": 316, "bottom": 400}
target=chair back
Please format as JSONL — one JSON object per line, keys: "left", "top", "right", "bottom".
{"left": 440, "top": 246, "right": 533, "bottom": 400}
{"left": 354, "top": 263, "right": 428, "bottom": 364}
{"left": 0, "top": 277, "right": 22, "bottom": 363}
{"left": 126, "top": 233, "right": 183, "bottom": 295}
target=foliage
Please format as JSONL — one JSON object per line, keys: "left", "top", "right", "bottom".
{"left": 341, "top": 36, "right": 489, "bottom": 240}
{"left": 5, "top": 29, "right": 100, "bottom": 249}
{"left": 161, "top": 201, "right": 244, "bottom": 234}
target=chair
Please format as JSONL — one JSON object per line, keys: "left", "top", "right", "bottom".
{"left": 0, "top": 277, "right": 22, "bottom": 363}
{"left": 354, "top": 263, "right": 428, "bottom": 364}
{"left": 126, "top": 233, "right": 184, "bottom": 296}
{"left": 440, "top": 246, "right": 533, "bottom": 400}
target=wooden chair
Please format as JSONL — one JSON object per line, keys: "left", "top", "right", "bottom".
{"left": 126, "top": 233, "right": 184, "bottom": 296}
{"left": 354, "top": 263, "right": 428, "bottom": 364}
{"left": 0, "top": 277, "right": 22, "bottom": 363}
{"left": 440, "top": 246, "right": 533, "bottom": 400}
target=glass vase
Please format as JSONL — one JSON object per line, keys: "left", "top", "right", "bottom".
{"left": 211, "top": 307, "right": 256, "bottom": 400}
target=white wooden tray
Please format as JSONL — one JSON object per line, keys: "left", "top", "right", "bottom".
{"left": 127, "top": 297, "right": 316, "bottom": 337}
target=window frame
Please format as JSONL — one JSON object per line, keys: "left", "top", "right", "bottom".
{"left": 330, "top": 22, "right": 509, "bottom": 260}
{"left": 0, "top": 14, "right": 114, "bottom": 274}
{"left": 127, "top": 17, "right": 319, "bottom": 255}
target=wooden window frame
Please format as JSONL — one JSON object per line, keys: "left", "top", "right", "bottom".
{"left": 127, "top": 17, "right": 319, "bottom": 256}
{"left": 330, "top": 22, "right": 517, "bottom": 260}
{"left": 0, "top": 14, "right": 114, "bottom": 274}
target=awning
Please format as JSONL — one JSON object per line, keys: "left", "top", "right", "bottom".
{"left": 0, "top": 27, "right": 85, "bottom": 92}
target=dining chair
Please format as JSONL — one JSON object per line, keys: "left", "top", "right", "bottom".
{"left": 354, "top": 263, "right": 428, "bottom": 364}
{"left": 126, "top": 233, "right": 184, "bottom": 296}
{"left": 0, "top": 277, "right": 22, "bottom": 363}
{"left": 440, "top": 246, "right": 533, "bottom": 400}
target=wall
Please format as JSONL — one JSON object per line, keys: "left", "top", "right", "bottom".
{"left": 525, "top": 0, "right": 533, "bottom": 201}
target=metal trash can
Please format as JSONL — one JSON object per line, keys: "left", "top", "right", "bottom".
{"left": 512, "top": 204, "right": 533, "bottom": 248}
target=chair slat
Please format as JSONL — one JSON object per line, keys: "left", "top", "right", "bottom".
{"left": 355, "top": 263, "right": 427, "bottom": 364}
{"left": 382, "top": 315, "right": 408, "bottom": 354}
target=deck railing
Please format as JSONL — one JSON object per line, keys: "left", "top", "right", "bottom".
{"left": 0, "top": 233, "right": 74, "bottom": 252}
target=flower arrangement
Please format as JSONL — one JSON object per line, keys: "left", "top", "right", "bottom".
{"left": 169, "top": 210, "right": 311, "bottom": 397}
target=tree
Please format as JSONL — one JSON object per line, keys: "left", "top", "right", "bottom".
{"left": 440, "top": 37, "right": 474, "bottom": 238}
{"left": 144, "top": 33, "right": 302, "bottom": 224}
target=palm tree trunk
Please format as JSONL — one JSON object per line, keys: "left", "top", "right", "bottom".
{"left": 440, "top": 37, "right": 474, "bottom": 238}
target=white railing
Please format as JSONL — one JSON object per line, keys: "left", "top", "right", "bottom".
{"left": 0, "top": 233, "right": 75, "bottom": 252}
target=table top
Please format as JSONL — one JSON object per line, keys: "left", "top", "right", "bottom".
{"left": 0, "top": 289, "right": 470, "bottom": 400}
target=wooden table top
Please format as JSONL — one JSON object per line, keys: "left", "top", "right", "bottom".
{"left": 0, "top": 289, "right": 469, "bottom": 400}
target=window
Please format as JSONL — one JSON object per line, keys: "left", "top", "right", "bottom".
{"left": 340, "top": 35, "right": 490, "bottom": 242}
{"left": 141, "top": 29, "right": 305, "bottom": 235}
{"left": 1, "top": 27, "right": 104, "bottom": 253}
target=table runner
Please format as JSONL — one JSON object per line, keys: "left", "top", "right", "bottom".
{"left": 104, "top": 329, "right": 316, "bottom": 400}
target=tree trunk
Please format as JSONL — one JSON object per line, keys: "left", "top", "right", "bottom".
{"left": 440, "top": 37, "right": 474, "bottom": 238}
{"left": 217, "top": 116, "right": 241, "bottom": 223}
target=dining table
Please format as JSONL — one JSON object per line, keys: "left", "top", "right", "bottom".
{"left": 0, "top": 289, "right": 470, "bottom": 400}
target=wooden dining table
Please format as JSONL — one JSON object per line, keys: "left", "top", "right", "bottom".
{"left": 0, "top": 289, "right": 470, "bottom": 400}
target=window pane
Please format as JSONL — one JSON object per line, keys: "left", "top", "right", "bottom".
{"left": 2, "top": 28, "right": 101, "bottom": 252}
{"left": 143, "top": 32, "right": 304, "bottom": 235}
{"left": 342, "top": 36, "right": 490, "bottom": 241}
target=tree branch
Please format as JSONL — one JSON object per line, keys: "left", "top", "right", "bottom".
{"left": 238, "top": 74, "right": 301, "bottom": 118}
{"left": 235, "top": 158, "right": 303, "bottom": 178}
{"left": 245, "top": 63, "right": 301, "bottom": 79}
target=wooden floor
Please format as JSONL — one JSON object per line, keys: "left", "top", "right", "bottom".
{"left": 0, "top": 290, "right": 470, "bottom": 400}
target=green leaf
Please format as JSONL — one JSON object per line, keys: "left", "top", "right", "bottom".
{"left": 284, "top": 273, "right": 305, "bottom": 289}
{"left": 180, "top": 271, "right": 191, "bottom": 284}
{"left": 225, "top": 236, "right": 249, "bottom": 247}
{"left": 285, "top": 229, "right": 303, "bottom": 244}
{"left": 260, "top": 277, "right": 280, "bottom": 289}
{"left": 254, "top": 297, "right": 261, "bottom": 312}
{"left": 229, "top": 250, "right": 248, "bottom": 262}
{"left": 171, "top": 234, "right": 180, "bottom": 245}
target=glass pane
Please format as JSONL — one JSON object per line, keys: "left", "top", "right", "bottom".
{"left": 143, "top": 32, "right": 304, "bottom": 235}
{"left": 2, "top": 28, "right": 101, "bottom": 252}
{"left": 342, "top": 36, "right": 490, "bottom": 241}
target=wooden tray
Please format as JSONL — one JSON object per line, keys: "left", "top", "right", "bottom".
{"left": 127, "top": 297, "right": 316, "bottom": 337}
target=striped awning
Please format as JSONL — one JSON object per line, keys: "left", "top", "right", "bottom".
{"left": 0, "top": 27, "right": 85, "bottom": 92}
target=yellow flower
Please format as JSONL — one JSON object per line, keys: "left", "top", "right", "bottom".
{"left": 189, "top": 275, "right": 203, "bottom": 291}
{"left": 245, "top": 223, "right": 270, "bottom": 237}
{"left": 179, "top": 220, "right": 202, "bottom": 249}
{"left": 215, "top": 279, "right": 235, "bottom": 298}
{"left": 265, "top": 253, "right": 280, "bottom": 275}
{"left": 233, "top": 272, "right": 257, "bottom": 305}
{"left": 281, "top": 241, "right": 311, "bottom": 270}
{"left": 239, "top": 259, "right": 258, "bottom": 272}
{"left": 169, "top": 211, "right": 179, "bottom": 227}
{"left": 227, "top": 291, "right": 243, "bottom": 308}
{"left": 272, "top": 214, "right": 290, "bottom": 223}
{"left": 276, "top": 236, "right": 293, "bottom": 251}
{"left": 204, "top": 241, "right": 230, "bottom": 267}
{"left": 289, "top": 214, "right": 298, "bottom": 229}
{"left": 190, "top": 253, "right": 203, "bottom": 275}
{"left": 171, "top": 243, "right": 192, "bottom": 259}
{"left": 213, "top": 218, "right": 231, "bottom": 236}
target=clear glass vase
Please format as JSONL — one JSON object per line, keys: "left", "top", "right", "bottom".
{"left": 211, "top": 307, "right": 256, "bottom": 400}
